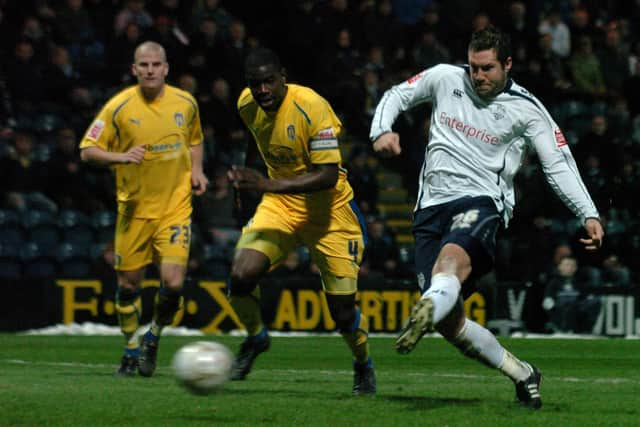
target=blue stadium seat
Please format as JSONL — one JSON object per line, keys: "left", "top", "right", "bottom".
{"left": 90, "top": 210, "right": 116, "bottom": 244}
{"left": 21, "top": 242, "right": 58, "bottom": 279}
{"left": 0, "top": 243, "right": 22, "bottom": 279}
{"left": 58, "top": 209, "right": 95, "bottom": 246}
{"left": 0, "top": 209, "right": 26, "bottom": 246}
{"left": 56, "top": 242, "right": 92, "bottom": 279}
{"left": 23, "top": 210, "right": 61, "bottom": 252}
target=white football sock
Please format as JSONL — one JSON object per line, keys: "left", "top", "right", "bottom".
{"left": 452, "top": 318, "right": 530, "bottom": 382}
{"left": 422, "top": 273, "right": 461, "bottom": 324}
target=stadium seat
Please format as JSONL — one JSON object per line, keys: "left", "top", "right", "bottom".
{"left": 0, "top": 243, "right": 22, "bottom": 279}
{"left": 56, "top": 242, "right": 92, "bottom": 279}
{"left": 20, "top": 242, "right": 58, "bottom": 279}
{"left": 58, "top": 209, "right": 95, "bottom": 246}
{"left": 90, "top": 210, "right": 116, "bottom": 244}
{"left": 23, "top": 210, "right": 61, "bottom": 252}
{"left": 0, "top": 209, "right": 26, "bottom": 246}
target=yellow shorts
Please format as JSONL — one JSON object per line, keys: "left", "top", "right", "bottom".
{"left": 114, "top": 208, "right": 191, "bottom": 271}
{"left": 237, "top": 198, "right": 366, "bottom": 292}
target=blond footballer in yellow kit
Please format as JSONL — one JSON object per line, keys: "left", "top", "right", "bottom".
{"left": 225, "top": 48, "right": 375, "bottom": 395}
{"left": 79, "top": 41, "right": 208, "bottom": 377}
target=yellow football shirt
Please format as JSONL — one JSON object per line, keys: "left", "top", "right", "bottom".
{"left": 80, "top": 85, "right": 203, "bottom": 219}
{"left": 237, "top": 84, "right": 354, "bottom": 215}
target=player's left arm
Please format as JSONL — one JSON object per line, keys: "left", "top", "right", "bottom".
{"left": 526, "top": 111, "right": 604, "bottom": 250}
{"left": 229, "top": 163, "right": 338, "bottom": 194}
{"left": 187, "top": 101, "right": 209, "bottom": 196}
{"left": 190, "top": 143, "right": 208, "bottom": 195}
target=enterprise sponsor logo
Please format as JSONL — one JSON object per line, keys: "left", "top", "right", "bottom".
{"left": 439, "top": 112, "right": 499, "bottom": 145}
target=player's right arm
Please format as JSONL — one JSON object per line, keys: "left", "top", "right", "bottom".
{"left": 370, "top": 64, "right": 444, "bottom": 156}
{"left": 78, "top": 99, "right": 146, "bottom": 166}
{"left": 80, "top": 145, "right": 146, "bottom": 165}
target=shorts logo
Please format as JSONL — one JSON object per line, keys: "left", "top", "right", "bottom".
{"left": 87, "top": 120, "right": 105, "bottom": 141}
{"left": 451, "top": 209, "right": 479, "bottom": 231}
{"left": 174, "top": 112, "right": 184, "bottom": 126}
{"left": 554, "top": 129, "right": 567, "bottom": 147}
{"left": 287, "top": 124, "right": 295, "bottom": 140}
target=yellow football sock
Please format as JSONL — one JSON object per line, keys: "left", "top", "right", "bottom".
{"left": 151, "top": 288, "right": 183, "bottom": 336}
{"left": 341, "top": 309, "right": 370, "bottom": 364}
{"left": 115, "top": 291, "right": 141, "bottom": 347}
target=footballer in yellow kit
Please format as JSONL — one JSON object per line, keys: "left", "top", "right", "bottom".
{"left": 226, "top": 48, "right": 375, "bottom": 395}
{"left": 79, "top": 41, "right": 208, "bottom": 377}
{"left": 236, "top": 83, "right": 365, "bottom": 284}
{"left": 80, "top": 81, "right": 201, "bottom": 270}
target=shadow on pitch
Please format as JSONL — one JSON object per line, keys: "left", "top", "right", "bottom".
{"left": 382, "top": 395, "right": 483, "bottom": 410}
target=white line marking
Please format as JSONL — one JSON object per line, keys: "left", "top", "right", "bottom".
{"left": 2, "top": 360, "right": 638, "bottom": 384}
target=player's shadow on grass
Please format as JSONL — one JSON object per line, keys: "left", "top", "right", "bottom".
{"left": 382, "top": 395, "right": 483, "bottom": 410}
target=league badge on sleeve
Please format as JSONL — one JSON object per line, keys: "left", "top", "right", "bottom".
{"left": 87, "top": 119, "right": 105, "bottom": 141}
{"left": 554, "top": 130, "right": 567, "bottom": 148}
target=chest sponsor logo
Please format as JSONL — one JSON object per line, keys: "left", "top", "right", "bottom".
{"left": 265, "top": 145, "right": 297, "bottom": 164}
{"left": 174, "top": 112, "right": 184, "bottom": 127}
{"left": 287, "top": 124, "right": 295, "bottom": 140}
{"left": 439, "top": 112, "right": 500, "bottom": 145}
{"left": 87, "top": 120, "right": 105, "bottom": 141}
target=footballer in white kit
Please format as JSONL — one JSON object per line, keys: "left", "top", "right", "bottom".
{"left": 370, "top": 26, "right": 605, "bottom": 410}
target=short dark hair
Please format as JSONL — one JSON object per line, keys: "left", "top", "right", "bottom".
{"left": 244, "top": 47, "right": 282, "bottom": 74}
{"left": 468, "top": 26, "right": 512, "bottom": 64}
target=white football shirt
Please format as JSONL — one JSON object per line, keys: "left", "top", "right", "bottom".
{"left": 370, "top": 64, "right": 599, "bottom": 226}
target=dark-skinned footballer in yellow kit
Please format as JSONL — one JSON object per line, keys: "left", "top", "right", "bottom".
{"left": 226, "top": 47, "right": 375, "bottom": 395}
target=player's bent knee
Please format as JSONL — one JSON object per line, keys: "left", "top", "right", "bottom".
{"left": 228, "top": 270, "right": 259, "bottom": 296}
{"left": 326, "top": 293, "right": 357, "bottom": 331}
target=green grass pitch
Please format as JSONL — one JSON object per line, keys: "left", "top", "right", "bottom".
{"left": 1, "top": 334, "right": 638, "bottom": 426}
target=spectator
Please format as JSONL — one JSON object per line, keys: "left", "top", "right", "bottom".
{"left": 107, "top": 22, "right": 142, "bottom": 86}
{"left": 0, "top": 130, "right": 57, "bottom": 213}
{"left": 412, "top": 30, "right": 450, "bottom": 71}
{"left": 113, "top": 0, "right": 153, "bottom": 37}
{"left": 361, "top": 217, "right": 401, "bottom": 278}
{"left": 567, "top": 36, "right": 606, "bottom": 100}
{"left": 6, "top": 40, "right": 45, "bottom": 118}
{"left": 199, "top": 77, "right": 246, "bottom": 162}
{"left": 542, "top": 255, "right": 601, "bottom": 333}
{"left": 190, "top": 0, "right": 233, "bottom": 42}
{"left": 346, "top": 145, "right": 379, "bottom": 216}
{"left": 538, "top": 7, "right": 571, "bottom": 58}
{"left": 45, "top": 126, "right": 102, "bottom": 213}
{"left": 187, "top": 17, "right": 226, "bottom": 81}
{"left": 597, "top": 23, "right": 630, "bottom": 96}
{"left": 601, "top": 253, "right": 632, "bottom": 288}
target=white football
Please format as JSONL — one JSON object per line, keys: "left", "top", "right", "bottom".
{"left": 171, "top": 341, "right": 233, "bottom": 395}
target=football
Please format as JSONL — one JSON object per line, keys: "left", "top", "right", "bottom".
{"left": 171, "top": 341, "right": 234, "bottom": 395}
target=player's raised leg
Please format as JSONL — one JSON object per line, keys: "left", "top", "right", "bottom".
{"left": 114, "top": 270, "right": 144, "bottom": 377}
{"left": 227, "top": 244, "right": 272, "bottom": 380}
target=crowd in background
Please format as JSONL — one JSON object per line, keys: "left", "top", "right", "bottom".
{"left": 1, "top": 0, "right": 639, "bottom": 333}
